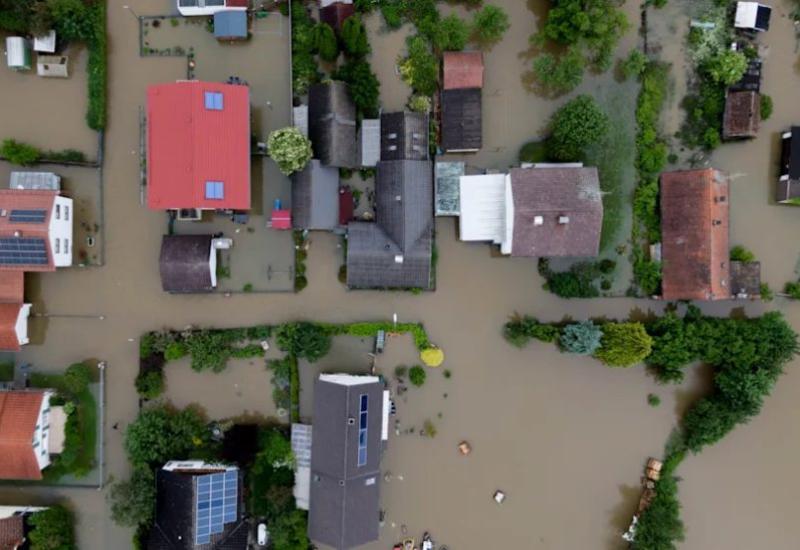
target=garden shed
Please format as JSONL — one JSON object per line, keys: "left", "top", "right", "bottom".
{"left": 734, "top": 2, "right": 771, "bottom": 32}
{"left": 36, "top": 56, "right": 69, "bottom": 78}
{"left": 5, "top": 37, "right": 31, "bottom": 71}
{"left": 291, "top": 160, "right": 340, "bottom": 231}
{"left": 359, "top": 118, "right": 380, "bottom": 167}
{"left": 33, "top": 31, "right": 56, "bottom": 53}
{"left": 723, "top": 90, "right": 760, "bottom": 139}
{"left": 214, "top": 10, "right": 248, "bottom": 41}
{"left": 159, "top": 234, "right": 217, "bottom": 293}
{"left": 9, "top": 172, "right": 61, "bottom": 191}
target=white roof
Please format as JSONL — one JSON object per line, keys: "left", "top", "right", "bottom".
{"left": 318, "top": 373, "right": 380, "bottom": 386}
{"left": 291, "top": 423, "right": 312, "bottom": 510}
{"left": 360, "top": 119, "right": 380, "bottom": 167}
{"left": 458, "top": 174, "right": 508, "bottom": 244}
{"left": 33, "top": 31, "right": 56, "bottom": 53}
{"left": 37, "top": 55, "right": 68, "bottom": 78}
{"left": 5, "top": 37, "right": 29, "bottom": 69}
{"left": 735, "top": 2, "right": 767, "bottom": 29}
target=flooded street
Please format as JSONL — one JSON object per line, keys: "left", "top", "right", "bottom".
{"left": 2, "top": 0, "right": 800, "bottom": 549}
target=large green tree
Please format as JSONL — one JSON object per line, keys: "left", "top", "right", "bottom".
{"left": 399, "top": 36, "right": 439, "bottom": 96}
{"left": 470, "top": 5, "right": 509, "bottom": 48}
{"left": 275, "top": 322, "right": 332, "bottom": 362}
{"left": 434, "top": 13, "right": 470, "bottom": 52}
{"left": 334, "top": 61, "right": 380, "bottom": 118}
{"left": 547, "top": 94, "right": 609, "bottom": 161}
{"left": 124, "top": 405, "right": 208, "bottom": 467}
{"left": 28, "top": 506, "right": 75, "bottom": 550}
{"left": 269, "top": 510, "right": 309, "bottom": 550}
{"left": 340, "top": 15, "right": 371, "bottom": 58}
{"left": 594, "top": 322, "right": 653, "bottom": 367}
{"left": 267, "top": 127, "right": 313, "bottom": 176}
{"left": 109, "top": 466, "right": 156, "bottom": 527}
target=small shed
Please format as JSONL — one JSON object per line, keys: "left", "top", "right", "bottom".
{"left": 271, "top": 209, "right": 292, "bottom": 230}
{"left": 36, "top": 55, "right": 69, "bottom": 78}
{"left": 5, "top": 37, "right": 31, "bottom": 71}
{"left": 9, "top": 172, "right": 61, "bottom": 191}
{"left": 778, "top": 126, "right": 800, "bottom": 204}
{"left": 735, "top": 2, "right": 771, "bottom": 32}
{"left": 730, "top": 260, "right": 761, "bottom": 298}
{"left": 293, "top": 105, "right": 309, "bottom": 137}
{"left": 214, "top": 10, "right": 248, "bottom": 41}
{"left": 33, "top": 31, "right": 56, "bottom": 53}
{"left": 435, "top": 161, "right": 464, "bottom": 216}
{"left": 722, "top": 90, "right": 760, "bottom": 140}
{"left": 441, "top": 88, "right": 482, "bottom": 153}
{"left": 359, "top": 118, "right": 380, "bottom": 167}
{"left": 159, "top": 234, "right": 216, "bottom": 293}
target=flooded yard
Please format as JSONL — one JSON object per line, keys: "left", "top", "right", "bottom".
{"left": 4, "top": 0, "right": 800, "bottom": 549}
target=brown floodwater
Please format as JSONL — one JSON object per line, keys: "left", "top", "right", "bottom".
{"left": 3, "top": 0, "right": 800, "bottom": 549}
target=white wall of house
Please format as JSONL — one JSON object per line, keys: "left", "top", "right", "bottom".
{"left": 48, "top": 196, "right": 73, "bottom": 267}
{"left": 15, "top": 304, "right": 31, "bottom": 346}
{"left": 31, "top": 391, "right": 54, "bottom": 472}
{"left": 0, "top": 505, "right": 46, "bottom": 520}
{"left": 177, "top": 0, "right": 247, "bottom": 17}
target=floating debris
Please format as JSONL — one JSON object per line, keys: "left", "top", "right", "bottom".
{"left": 458, "top": 441, "right": 472, "bottom": 456}
{"left": 494, "top": 490, "right": 506, "bottom": 504}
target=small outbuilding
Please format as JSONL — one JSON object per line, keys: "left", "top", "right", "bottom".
{"left": 734, "top": 2, "right": 772, "bottom": 32}
{"left": 5, "top": 37, "right": 31, "bottom": 71}
{"left": 723, "top": 90, "right": 760, "bottom": 140}
{"left": 359, "top": 118, "right": 380, "bottom": 168}
{"left": 778, "top": 126, "right": 800, "bottom": 204}
{"left": 36, "top": 55, "right": 68, "bottom": 78}
{"left": 730, "top": 260, "right": 761, "bottom": 298}
{"left": 159, "top": 234, "right": 217, "bottom": 293}
{"left": 33, "top": 31, "right": 56, "bottom": 53}
{"left": 9, "top": 172, "right": 61, "bottom": 191}
{"left": 380, "top": 111, "right": 429, "bottom": 162}
{"left": 441, "top": 52, "right": 484, "bottom": 154}
{"left": 291, "top": 159, "right": 340, "bottom": 231}
{"left": 214, "top": 10, "right": 248, "bottom": 41}
{"left": 435, "top": 161, "right": 465, "bottom": 216}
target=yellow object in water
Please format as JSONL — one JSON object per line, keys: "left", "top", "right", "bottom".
{"left": 420, "top": 347, "right": 444, "bottom": 367}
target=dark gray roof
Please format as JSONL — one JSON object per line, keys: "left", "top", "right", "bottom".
{"left": 309, "top": 377, "right": 384, "bottom": 550}
{"left": 777, "top": 127, "right": 800, "bottom": 203}
{"left": 346, "top": 160, "right": 433, "bottom": 289}
{"left": 214, "top": 10, "right": 248, "bottom": 39}
{"left": 291, "top": 160, "right": 340, "bottom": 230}
{"left": 147, "top": 469, "right": 248, "bottom": 550}
{"left": 309, "top": 82, "right": 357, "bottom": 168}
{"left": 159, "top": 235, "right": 214, "bottom": 293}
{"left": 441, "top": 88, "right": 482, "bottom": 153}
{"left": 730, "top": 260, "right": 761, "bottom": 297}
{"left": 380, "top": 112, "right": 428, "bottom": 161}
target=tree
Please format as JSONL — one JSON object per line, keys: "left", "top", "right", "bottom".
{"left": 532, "top": 46, "right": 585, "bottom": 95}
{"left": 259, "top": 430, "right": 294, "bottom": 469}
{"left": 270, "top": 510, "right": 309, "bottom": 550}
{"left": 109, "top": 467, "right": 156, "bottom": 527}
{"left": 267, "top": 127, "right": 313, "bottom": 176}
{"left": 0, "top": 139, "right": 41, "bottom": 166}
{"left": 559, "top": 321, "right": 602, "bottom": 355}
{"left": 63, "top": 362, "right": 92, "bottom": 394}
{"left": 594, "top": 322, "right": 653, "bottom": 367}
{"left": 313, "top": 22, "right": 339, "bottom": 62}
{"left": 704, "top": 50, "right": 747, "bottom": 86}
{"left": 547, "top": 95, "right": 609, "bottom": 161}
{"left": 434, "top": 13, "right": 470, "bottom": 51}
{"left": 470, "top": 5, "right": 509, "bottom": 48}
{"left": 48, "top": 0, "right": 94, "bottom": 41}
{"left": 620, "top": 49, "right": 648, "bottom": 79}
{"left": 135, "top": 370, "right": 164, "bottom": 399}
{"left": 124, "top": 405, "right": 208, "bottom": 467}
{"left": 399, "top": 36, "right": 439, "bottom": 96}
{"left": 275, "top": 322, "right": 332, "bottom": 362}
{"left": 409, "top": 365, "right": 426, "bottom": 386}
{"left": 407, "top": 94, "right": 431, "bottom": 113}
{"left": 340, "top": 15, "right": 370, "bottom": 58}
{"left": 334, "top": 61, "right": 380, "bottom": 118}
{"left": 27, "top": 506, "right": 75, "bottom": 550}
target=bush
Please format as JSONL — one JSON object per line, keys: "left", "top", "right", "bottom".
{"left": 647, "top": 393, "right": 661, "bottom": 407}
{"left": 540, "top": 260, "right": 602, "bottom": 299}
{"left": 595, "top": 322, "right": 653, "bottom": 367}
{"left": 124, "top": 405, "right": 208, "bottom": 467}
{"left": 503, "top": 316, "right": 559, "bottom": 347}
{"left": 275, "top": 322, "right": 332, "bottom": 362}
{"left": 63, "top": 362, "right": 92, "bottom": 394}
{"left": 259, "top": 430, "right": 295, "bottom": 469}
{"left": 760, "top": 94, "right": 773, "bottom": 120}
{"left": 334, "top": 61, "right": 380, "bottom": 118}
{"left": 183, "top": 330, "right": 238, "bottom": 372}
{"left": 408, "top": 94, "right": 431, "bottom": 113}
{"left": 785, "top": 281, "right": 800, "bottom": 299}
{"left": 470, "top": 5, "right": 509, "bottom": 48}
{"left": 313, "top": 22, "right": 339, "bottom": 62}
{"left": 632, "top": 469, "right": 685, "bottom": 549}
{"left": 434, "top": 13, "right": 470, "bottom": 51}
{"left": 270, "top": 510, "right": 309, "bottom": 550}
{"left": 620, "top": 49, "right": 648, "bottom": 79}
{"left": 729, "top": 245, "right": 755, "bottom": 263}
{"left": 547, "top": 95, "right": 610, "bottom": 161}
{"left": 28, "top": 506, "right": 75, "bottom": 550}
{"left": 340, "top": 15, "right": 370, "bottom": 58}
{"left": 0, "top": 139, "right": 41, "bottom": 166}
{"left": 420, "top": 347, "right": 444, "bottom": 367}
{"left": 267, "top": 127, "right": 313, "bottom": 175}
{"left": 109, "top": 467, "right": 156, "bottom": 527}
{"left": 164, "top": 341, "right": 188, "bottom": 361}
{"left": 380, "top": 0, "right": 404, "bottom": 29}
{"left": 760, "top": 282, "right": 773, "bottom": 302}
{"left": 399, "top": 35, "right": 439, "bottom": 95}
{"left": 560, "top": 321, "right": 603, "bottom": 355}
{"left": 291, "top": 0, "right": 320, "bottom": 95}
{"left": 135, "top": 370, "right": 164, "bottom": 399}
{"left": 518, "top": 141, "right": 548, "bottom": 163}
{"left": 532, "top": 46, "right": 586, "bottom": 95}
{"left": 409, "top": 365, "right": 426, "bottom": 386}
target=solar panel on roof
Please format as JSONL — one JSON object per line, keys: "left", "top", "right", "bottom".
{"left": 0, "top": 238, "right": 48, "bottom": 266}
{"left": 195, "top": 470, "right": 239, "bottom": 546}
{"left": 9, "top": 209, "right": 47, "bottom": 223}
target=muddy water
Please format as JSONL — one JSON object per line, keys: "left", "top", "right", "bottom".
{"left": 2, "top": 1, "right": 800, "bottom": 549}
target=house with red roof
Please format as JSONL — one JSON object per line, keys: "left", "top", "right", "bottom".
{"left": 0, "top": 390, "right": 66, "bottom": 480}
{"left": 147, "top": 81, "right": 251, "bottom": 211}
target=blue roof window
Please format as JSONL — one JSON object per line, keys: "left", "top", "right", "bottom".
{"left": 205, "top": 181, "right": 225, "bottom": 200}
{"left": 204, "top": 91, "right": 224, "bottom": 111}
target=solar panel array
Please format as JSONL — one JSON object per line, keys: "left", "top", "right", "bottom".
{"left": 9, "top": 209, "right": 47, "bottom": 223}
{"left": 195, "top": 470, "right": 238, "bottom": 545}
{"left": 0, "top": 238, "right": 48, "bottom": 266}
{"left": 357, "top": 394, "right": 368, "bottom": 467}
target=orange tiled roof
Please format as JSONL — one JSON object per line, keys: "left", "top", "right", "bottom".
{"left": 0, "top": 272, "right": 23, "bottom": 303}
{"left": 0, "top": 391, "right": 45, "bottom": 480}
{"left": 442, "top": 52, "right": 484, "bottom": 91}
{"left": 0, "top": 304, "right": 23, "bottom": 352}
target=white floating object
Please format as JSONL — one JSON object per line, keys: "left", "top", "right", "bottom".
{"left": 494, "top": 490, "right": 506, "bottom": 504}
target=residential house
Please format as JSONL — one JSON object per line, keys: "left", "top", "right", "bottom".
{"left": 291, "top": 160, "right": 340, "bottom": 231}
{"left": 380, "top": 112, "right": 428, "bottom": 162}
{"left": 660, "top": 168, "right": 731, "bottom": 301}
{"left": 0, "top": 505, "right": 47, "bottom": 549}
{"left": 308, "top": 82, "right": 358, "bottom": 168}
{"left": 147, "top": 461, "right": 248, "bottom": 550}
{"left": 147, "top": 81, "right": 251, "bottom": 211}
{"left": 159, "top": 235, "right": 219, "bottom": 294}
{"left": 458, "top": 165, "right": 603, "bottom": 257}
{"left": 177, "top": 0, "right": 248, "bottom": 17}
{"left": 441, "top": 52, "right": 484, "bottom": 153}
{"left": 308, "top": 374, "right": 389, "bottom": 550}
{"left": 0, "top": 390, "right": 66, "bottom": 480}
{"left": 778, "top": 126, "right": 800, "bottom": 203}
{"left": 723, "top": 90, "right": 760, "bottom": 139}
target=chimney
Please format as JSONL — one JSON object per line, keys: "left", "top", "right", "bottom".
{"left": 558, "top": 216, "right": 570, "bottom": 225}
{"left": 533, "top": 216, "right": 544, "bottom": 226}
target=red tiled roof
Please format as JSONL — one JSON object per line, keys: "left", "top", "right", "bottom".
{"left": 0, "top": 304, "right": 23, "bottom": 352}
{"left": 0, "top": 272, "right": 23, "bottom": 303}
{"left": 723, "top": 91, "right": 760, "bottom": 139}
{"left": 147, "top": 81, "right": 251, "bottom": 210}
{"left": 228, "top": 0, "right": 249, "bottom": 6}
{"left": 0, "top": 190, "right": 57, "bottom": 272}
{"left": 442, "top": 52, "right": 484, "bottom": 91}
{"left": 0, "top": 391, "right": 44, "bottom": 480}
{"left": 320, "top": 3, "right": 355, "bottom": 30}
{"left": 0, "top": 515, "right": 24, "bottom": 550}
{"left": 660, "top": 168, "right": 730, "bottom": 301}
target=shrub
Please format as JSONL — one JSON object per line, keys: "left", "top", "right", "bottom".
{"left": 270, "top": 510, "right": 309, "bottom": 550}
{"left": 334, "top": 61, "right": 380, "bottom": 118}
{"left": 647, "top": 393, "right": 661, "bottom": 407}
{"left": 547, "top": 95, "right": 610, "bottom": 161}
{"left": 503, "top": 316, "right": 559, "bottom": 347}
{"left": 408, "top": 94, "right": 431, "bottom": 113}
{"left": 760, "top": 94, "right": 773, "bottom": 120}
{"left": 164, "top": 341, "right": 188, "bottom": 361}
{"left": 313, "top": 22, "right": 339, "bottom": 62}
{"left": 729, "top": 245, "right": 755, "bottom": 263}
{"left": 63, "top": 362, "right": 92, "bottom": 394}
{"left": 560, "top": 321, "right": 603, "bottom": 355}
{"left": 434, "top": 13, "right": 470, "bottom": 51}
{"left": 109, "top": 466, "right": 156, "bottom": 527}
{"left": 620, "top": 49, "right": 648, "bottom": 79}
{"left": 470, "top": 5, "right": 509, "bottom": 48}
{"left": 135, "top": 370, "right": 164, "bottom": 399}
{"left": 420, "top": 348, "right": 444, "bottom": 367}
{"left": 634, "top": 259, "right": 661, "bottom": 296}
{"left": 595, "top": 322, "right": 653, "bottom": 367}
{"left": 541, "top": 261, "right": 602, "bottom": 298}
{"left": 124, "top": 405, "right": 208, "bottom": 467}
{"left": 785, "top": 281, "right": 800, "bottom": 299}
{"left": 704, "top": 50, "right": 747, "bottom": 86}
{"left": 632, "top": 469, "right": 685, "bottom": 549}
{"left": 518, "top": 141, "right": 548, "bottom": 163}
{"left": 259, "top": 430, "right": 295, "bottom": 469}
{"left": 0, "top": 139, "right": 41, "bottom": 166}
{"left": 340, "top": 15, "right": 370, "bottom": 58}
{"left": 532, "top": 46, "right": 586, "bottom": 95}
{"left": 291, "top": 0, "right": 320, "bottom": 95}
{"left": 28, "top": 506, "right": 75, "bottom": 550}
{"left": 380, "top": 0, "right": 404, "bottom": 29}
{"left": 760, "top": 283, "right": 773, "bottom": 302}
{"left": 409, "top": 365, "right": 427, "bottom": 386}
{"left": 275, "top": 322, "right": 332, "bottom": 362}
{"left": 399, "top": 36, "right": 439, "bottom": 95}
{"left": 183, "top": 330, "right": 238, "bottom": 372}
{"left": 267, "top": 127, "right": 313, "bottom": 175}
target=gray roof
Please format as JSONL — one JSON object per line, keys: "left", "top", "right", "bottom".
{"left": 309, "top": 377, "right": 384, "bottom": 550}
{"left": 309, "top": 82, "right": 358, "bottom": 168}
{"left": 441, "top": 88, "right": 482, "bottom": 152}
{"left": 358, "top": 119, "right": 380, "bottom": 167}
{"left": 509, "top": 167, "right": 603, "bottom": 257}
{"left": 435, "top": 161, "right": 465, "bottom": 216}
{"left": 730, "top": 260, "right": 761, "bottom": 297}
{"left": 9, "top": 172, "right": 60, "bottom": 191}
{"left": 214, "top": 10, "right": 248, "bottom": 39}
{"left": 380, "top": 112, "right": 428, "bottom": 161}
{"left": 346, "top": 160, "right": 433, "bottom": 289}
{"left": 291, "top": 160, "right": 340, "bottom": 230}
{"left": 159, "top": 235, "right": 214, "bottom": 293}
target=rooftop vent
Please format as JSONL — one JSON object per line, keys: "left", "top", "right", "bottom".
{"left": 347, "top": 417, "right": 355, "bottom": 425}
{"left": 388, "top": 133, "right": 398, "bottom": 140}
{"left": 395, "top": 195, "right": 402, "bottom": 201}
{"left": 533, "top": 216, "right": 544, "bottom": 226}
{"left": 558, "top": 216, "right": 570, "bottom": 225}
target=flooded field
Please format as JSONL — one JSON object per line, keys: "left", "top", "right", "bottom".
{"left": 2, "top": 0, "right": 800, "bottom": 549}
